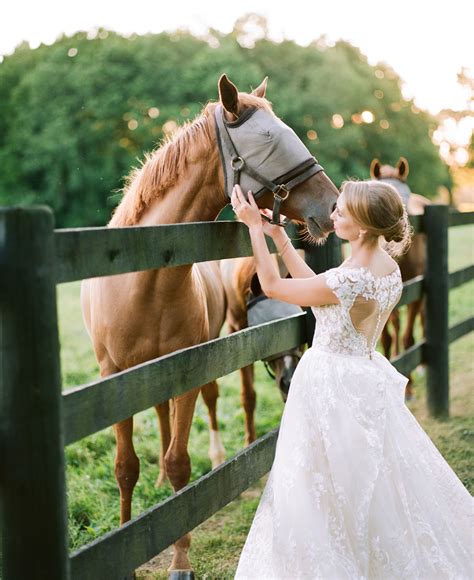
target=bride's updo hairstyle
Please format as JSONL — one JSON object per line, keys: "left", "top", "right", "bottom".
{"left": 341, "top": 180, "right": 412, "bottom": 257}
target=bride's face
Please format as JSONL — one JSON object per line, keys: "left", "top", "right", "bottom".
{"left": 330, "top": 193, "right": 361, "bottom": 241}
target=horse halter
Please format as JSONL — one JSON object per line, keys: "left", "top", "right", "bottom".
{"left": 262, "top": 351, "right": 303, "bottom": 381}
{"left": 214, "top": 104, "right": 325, "bottom": 227}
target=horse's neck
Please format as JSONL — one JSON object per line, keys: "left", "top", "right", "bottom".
{"left": 138, "top": 146, "right": 226, "bottom": 226}
{"left": 408, "top": 192, "right": 431, "bottom": 215}
{"left": 132, "top": 142, "right": 226, "bottom": 295}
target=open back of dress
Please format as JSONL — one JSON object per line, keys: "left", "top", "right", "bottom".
{"left": 350, "top": 294, "right": 395, "bottom": 355}
{"left": 312, "top": 265, "right": 403, "bottom": 358}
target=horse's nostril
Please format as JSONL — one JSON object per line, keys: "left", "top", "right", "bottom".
{"left": 331, "top": 203, "right": 337, "bottom": 213}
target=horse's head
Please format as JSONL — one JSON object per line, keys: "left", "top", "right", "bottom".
{"left": 212, "top": 74, "right": 339, "bottom": 242}
{"left": 370, "top": 157, "right": 412, "bottom": 208}
{"left": 264, "top": 350, "right": 303, "bottom": 402}
{"left": 370, "top": 157, "right": 410, "bottom": 182}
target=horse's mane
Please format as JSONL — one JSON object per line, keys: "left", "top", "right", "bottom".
{"left": 109, "top": 93, "right": 274, "bottom": 226}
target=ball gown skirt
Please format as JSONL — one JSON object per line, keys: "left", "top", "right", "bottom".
{"left": 234, "top": 346, "right": 473, "bottom": 579}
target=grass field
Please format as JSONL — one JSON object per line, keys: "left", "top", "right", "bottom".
{"left": 57, "top": 224, "right": 473, "bottom": 578}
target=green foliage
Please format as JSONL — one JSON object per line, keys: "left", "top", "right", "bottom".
{"left": 0, "top": 26, "right": 450, "bottom": 226}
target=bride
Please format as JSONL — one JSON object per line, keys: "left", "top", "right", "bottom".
{"left": 231, "top": 180, "right": 473, "bottom": 579}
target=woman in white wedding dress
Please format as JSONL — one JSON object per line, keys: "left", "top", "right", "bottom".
{"left": 230, "top": 180, "right": 473, "bottom": 580}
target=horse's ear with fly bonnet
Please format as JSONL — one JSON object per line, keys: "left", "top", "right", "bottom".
{"left": 370, "top": 159, "right": 382, "bottom": 179}
{"left": 396, "top": 157, "right": 409, "bottom": 180}
{"left": 370, "top": 157, "right": 412, "bottom": 208}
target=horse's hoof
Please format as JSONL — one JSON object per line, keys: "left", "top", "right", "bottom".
{"left": 168, "top": 570, "right": 195, "bottom": 580}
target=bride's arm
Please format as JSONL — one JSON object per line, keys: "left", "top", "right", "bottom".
{"left": 249, "top": 225, "right": 338, "bottom": 307}
{"left": 272, "top": 229, "right": 316, "bottom": 279}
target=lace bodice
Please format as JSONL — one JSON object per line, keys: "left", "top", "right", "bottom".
{"left": 312, "top": 265, "right": 403, "bottom": 358}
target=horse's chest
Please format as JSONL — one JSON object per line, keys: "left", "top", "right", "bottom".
{"left": 93, "top": 270, "right": 208, "bottom": 363}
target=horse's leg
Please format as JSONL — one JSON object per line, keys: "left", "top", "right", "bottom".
{"left": 240, "top": 364, "right": 256, "bottom": 446}
{"left": 201, "top": 381, "right": 226, "bottom": 468}
{"left": 98, "top": 355, "right": 140, "bottom": 525}
{"left": 392, "top": 310, "right": 401, "bottom": 357}
{"left": 228, "top": 322, "right": 257, "bottom": 446}
{"left": 113, "top": 417, "right": 140, "bottom": 525}
{"left": 403, "top": 299, "right": 422, "bottom": 351}
{"left": 154, "top": 401, "right": 171, "bottom": 487}
{"left": 165, "top": 388, "right": 200, "bottom": 573}
{"left": 380, "top": 323, "right": 392, "bottom": 359}
{"left": 417, "top": 296, "right": 427, "bottom": 376}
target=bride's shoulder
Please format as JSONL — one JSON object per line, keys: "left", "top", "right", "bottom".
{"left": 374, "top": 250, "right": 399, "bottom": 272}
{"left": 384, "top": 255, "right": 399, "bottom": 271}
{"left": 324, "top": 265, "right": 364, "bottom": 292}
{"left": 338, "top": 253, "right": 399, "bottom": 278}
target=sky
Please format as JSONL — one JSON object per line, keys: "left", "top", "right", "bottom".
{"left": 1, "top": 0, "right": 473, "bottom": 116}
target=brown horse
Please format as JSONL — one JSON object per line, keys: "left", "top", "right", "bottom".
{"left": 81, "top": 74, "right": 338, "bottom": 576}
{"left": 370, "top": 157, "right": 431, "bottom": 398}
{"left": 220, "top": 253, "right": 304, "bottom": 443}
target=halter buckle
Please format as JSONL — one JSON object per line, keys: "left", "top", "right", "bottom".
{"left": 273, "top": 184, "right": 290, "bottom": 201}
{"left": 231, "top": 156, "right": 245, "bottom": 171}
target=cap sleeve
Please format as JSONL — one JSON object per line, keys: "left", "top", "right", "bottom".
{"left": 324, "top": 267, "right": 369, "bottom": 310}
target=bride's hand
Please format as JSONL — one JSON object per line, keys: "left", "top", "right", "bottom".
{"left": 231, "top": 185, "right": 263, "bottom": 229}
{"left": 231, "top": 186, "right": 289, "bottom": 238}
{"left": 260, "top": 208, "right": 289, "bottom": 239}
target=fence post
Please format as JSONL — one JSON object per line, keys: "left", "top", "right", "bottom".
{"left": 304, "top": 233, "right": 342, "bottom": 345}
{"left": 0, "top": 207, "right": 70, "bottom": 579}
{"left": 424, "top": 204, "right": 449, "bottom": 418}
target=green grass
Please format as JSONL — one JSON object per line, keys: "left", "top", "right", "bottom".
{"left": 57, "top": 224, "right": 473, "bottom": 576}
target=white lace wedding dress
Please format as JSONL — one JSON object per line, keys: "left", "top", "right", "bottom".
{"left": 235, "top": 265, "right": 473, "bottom": 579}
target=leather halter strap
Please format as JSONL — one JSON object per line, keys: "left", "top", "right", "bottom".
{"left": 214, "top": 104, "right": 325, "bottom": 227}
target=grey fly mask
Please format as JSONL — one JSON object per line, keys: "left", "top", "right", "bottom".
{"left": 379, "top": 178, "right": 412, "bottom": 208}
{"left": 214, "top": 105, "right": 324, "bottom": 226}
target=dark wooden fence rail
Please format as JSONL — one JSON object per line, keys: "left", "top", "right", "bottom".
{"left": 1, "top": 206, "right": 473, "bottom": 580}
{"left": 63, "top": 314, "right": 307, "bottom": 445}
{"left": 54, "top": 222, "right": 259, "bottom": 283}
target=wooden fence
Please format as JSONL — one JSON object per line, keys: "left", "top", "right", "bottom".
{"left": 0, "top": 205, "right": 472, "bottom": 579}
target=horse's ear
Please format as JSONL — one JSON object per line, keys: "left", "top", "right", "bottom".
{"left": 397, "top": 157, "right": 409, "bottom": 179}
{"left": 218, "top": 74, "right": 239, "bottom": 117}
{"left": 370, "top": 159, "right": 381, "bottom": 179}
{"left": 250, "top": 272, "right": 262, "bottom": 297}
{"left": 252, "top": 76, "right": 268, "bottom": 98}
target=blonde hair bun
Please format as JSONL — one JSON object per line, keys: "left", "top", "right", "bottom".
{"left": 341, "top": 180, "right": 413, "bottom": 257}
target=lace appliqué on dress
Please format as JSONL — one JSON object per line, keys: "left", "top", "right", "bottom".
{"left": 313, "top": 266, "right": 403, "bottom": 358}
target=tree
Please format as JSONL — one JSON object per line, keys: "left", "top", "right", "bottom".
{"left": 0, "top": 25, "right": 450, "bottom": 226}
